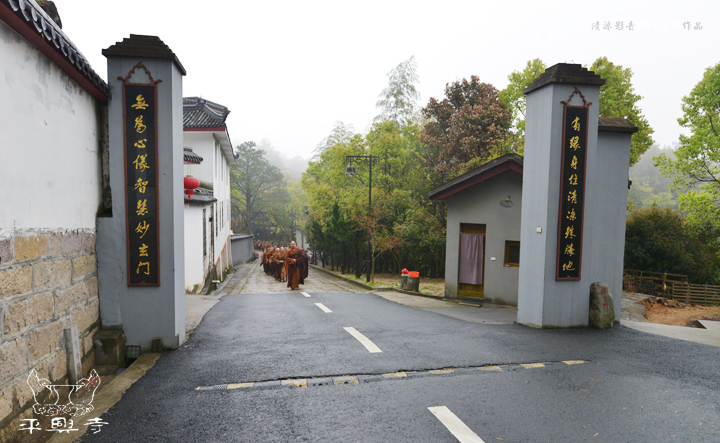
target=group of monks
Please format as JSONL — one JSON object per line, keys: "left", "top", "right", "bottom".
{"left": 259, "top": 241, "right": 309, "bottom": 290}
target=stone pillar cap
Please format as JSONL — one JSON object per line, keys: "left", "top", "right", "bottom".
{"left": 103, "top": 34, "right": 186, "bottom": 75}
{"left": 523, "top": 63, "right": 605, "bottom": 95}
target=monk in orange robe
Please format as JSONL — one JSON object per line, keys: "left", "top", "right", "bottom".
{"left": 285, "top": 241, "right": 308, "bottom": 290}
{"left": 263, "top": 247, "right": 273, "bottom": 275}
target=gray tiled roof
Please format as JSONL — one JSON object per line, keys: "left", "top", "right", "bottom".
{"left": 184, "top": 194, "right": 216, "bottom": 206}
{"left": 183, "top": 147, "right": 203, "bottom": 164}
{"left": 428, "top": 153, "right": 524, "bottom": 200}
{"left": 183, "top": 97, "right": 230, "bottom": 129}
{"left": 598, "top": 116, "right": 638, "bottom": 133}
{"left": 4, "top": 0, "right": 109, "bottom": 98}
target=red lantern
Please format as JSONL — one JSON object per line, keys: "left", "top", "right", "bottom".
{"left": 184, "top": 176, "right": 200, "bottom": 200}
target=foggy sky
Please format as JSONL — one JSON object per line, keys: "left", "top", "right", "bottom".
{"left": 57, "top": 0, "right": 717, "bottom": 163}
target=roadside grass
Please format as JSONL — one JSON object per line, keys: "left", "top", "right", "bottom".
{"left": 320, "top": 268, "right": 445, "bottom": 296}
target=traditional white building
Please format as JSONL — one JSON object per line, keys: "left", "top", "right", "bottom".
{"left": 183, "top": 97, "right": 235, "bottom": 293}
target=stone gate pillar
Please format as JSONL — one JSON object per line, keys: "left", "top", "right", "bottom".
{"left": 517, "top": 64, "right": 608, "bottom": 328}
{"left": 97, "top": 35, "right": 186, "bottom": 349}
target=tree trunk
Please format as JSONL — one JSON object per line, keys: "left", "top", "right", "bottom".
{"left": 355, "top": 243, "right": 362, "bottom": 278}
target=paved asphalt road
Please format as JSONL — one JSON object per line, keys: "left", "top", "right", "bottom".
{"left": 80, "top": 287, "right": 720, "bottom": 442}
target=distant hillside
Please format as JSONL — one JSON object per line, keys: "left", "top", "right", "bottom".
{"left": 628, "top": 145, "right": 678, "bottom": 210}
{"left": 257, "top": 139, "right": 309, "bottom": 180}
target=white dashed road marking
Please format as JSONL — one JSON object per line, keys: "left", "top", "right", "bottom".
{"left": 301, "top": 292, "right": 311, "bottom": 297}
{"left": 343, "top": 327, "right": 382, "bottom": 353}
{"left": 315, "top": 303, "right": 332, "bottom": 313}
{"left": 428, "top": 406, "right": 485, "bottom": 443}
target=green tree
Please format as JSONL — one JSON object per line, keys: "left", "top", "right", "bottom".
{"left": 375, "top": 56, "right": 420, "bottom": 127}
{"left": 315, "top": 121, "right": 356, "bottom": 155}
{"left": 421, "top": 76, "right": 511, "bottom": 179}
{"left": 308, "top": 219, "right": 327, "bottom": 267}
{"left": 302, "top": 119, "right": 447, "bottom": 279}
{"left": 230, "top": 141, "right": 284, "bottom": 235}
{"left": 590, "top": 57, "right": 654, "bottom": 166}
{"left": 656, "top": 62, "right": 720, "bottom": 232}
{"left": 624, "top": 207, "right": 719, "bottom": 284}
{"left": 498, "top": 58, "right": 546, "bottom": 155}
{"left": 498, "top": 58, "right": 654, "bottom": 166}
{"left": 395, "top": 206, "right": 446, "bottom": 278}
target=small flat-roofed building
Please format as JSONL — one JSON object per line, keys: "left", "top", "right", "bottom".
{"left": 429, "top": 116, "right": 636, "bottom": 309}
{"left": 429, "top": 153, "right": 523, "bottom": 305}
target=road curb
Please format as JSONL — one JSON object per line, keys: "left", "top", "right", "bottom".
{"left": 48, "top": 352, "right": 161, "bottom": 443}
{"left": 213, "top": 261, "right": 258, "bottom": 297}
{"left": 310, "top": 264, "right": 433, "bottom": 297}
{"left": 308, "top": 264, "right": 483, "bottom": 306}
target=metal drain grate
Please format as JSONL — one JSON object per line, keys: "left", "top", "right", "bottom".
{"left": 307, "top": 377, "right": 334, "bottom": 387}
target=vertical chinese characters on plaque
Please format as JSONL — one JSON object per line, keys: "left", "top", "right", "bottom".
{"left": 556, "top": 88, "right": 589, "bottom": 280}
{"left": 123, "top": 64, "right": 160, "bottom": 285}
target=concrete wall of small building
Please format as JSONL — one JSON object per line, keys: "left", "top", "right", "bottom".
{"left": 0, "top": 22, "right": 102, "bottom": 438}
{"left": 444, "top": 171, "right": 523, "bottom": 305}
{"left": 587, "top": 130, "right": 632, "bottom": 321}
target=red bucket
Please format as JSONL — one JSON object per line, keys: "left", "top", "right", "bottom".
{"left": 408, "top": 271, "right": 419, "bottom": 278}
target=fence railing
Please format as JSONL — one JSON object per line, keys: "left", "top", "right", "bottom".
{"left": 624, "top": 270, "right": 688, "bottom": 284}
{"left": 671, "top": 282, "right": 720, "bottom": 306}
{"left": 623, "top": 270, "right": 688, "bottom": 297}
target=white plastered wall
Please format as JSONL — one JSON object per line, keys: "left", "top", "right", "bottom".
{"left": 183, "top": 204, "right": 206, "bottom": 293}
{"left": 183, "top": 131, "right": 232, "bottom": 273}
{"left": 0, "top": 21, "right": 101, "bottom": 233}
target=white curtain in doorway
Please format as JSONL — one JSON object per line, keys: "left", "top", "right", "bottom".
{"left": 459, "top": 233, "right": 484, "bottom": 285}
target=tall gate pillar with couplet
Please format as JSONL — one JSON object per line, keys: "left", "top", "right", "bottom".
{"left": 517, "top": 63, "right": 635, "bottom": 328}
{"left": 97, "top": 35, "right": 187, "bottom": 349}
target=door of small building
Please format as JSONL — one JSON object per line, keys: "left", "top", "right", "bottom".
{"left": 458, "top": 223, "right": 485, "bottom": 298}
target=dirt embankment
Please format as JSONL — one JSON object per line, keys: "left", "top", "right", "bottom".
{"left": 640, "top": 297, "right": 720, "bottom": 327}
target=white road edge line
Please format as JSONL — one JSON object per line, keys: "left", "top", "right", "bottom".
{"left": 428, "top": 406, "right": 485, "bottom": 443}
{"left": 315, "top": 303, "right": 332, "bottom": 313}
{"left": 301, "top": 292, "right": 311, "bottom": 298}
{"left": 343, "top": 327, "right": 382, "bottom": 353}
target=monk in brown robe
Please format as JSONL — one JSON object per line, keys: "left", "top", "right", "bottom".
{"left": 279, "top": 247, "right": 288, "bottom": 282}
{"left": 266, "top": 247, "right": 276, "bottom": 276}
{"left": 285, "top": 241, "right": 308, "bottom": 290}
{"left": 272, "top": 248, "right": 285, "bottom": 281}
